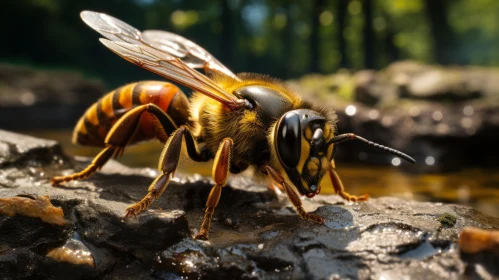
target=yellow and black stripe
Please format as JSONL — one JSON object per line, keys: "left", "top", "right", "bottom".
{"left": 73, "top": 81, "right": 190, "bottom": 146}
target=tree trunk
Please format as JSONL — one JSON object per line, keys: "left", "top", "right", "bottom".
{"left": 382, "top": 12, "right": 399, "bottom": 63}
{"left": 220, "top": 0, "right": 233, "bottom": 66}
{"left": 424, "top": 0, "right": 459, "bottom": 65}
{"left": 310, "top": 0, "right": 325, "bottom": 73}
{"left": 362, "top": 0, "right": 375, "bottom": 69}
{"left": 337, "top": 0, "right": 349, "bottom": 68}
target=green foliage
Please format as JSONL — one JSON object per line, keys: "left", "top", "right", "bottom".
{"left": 1, "top": 0, "right": 498, "bottom": 89}
{"left": 378, "top": 0, "right": 431, "bottom": 63}
{"left": 448, "top": 0, "right": 499, "bottom": 65}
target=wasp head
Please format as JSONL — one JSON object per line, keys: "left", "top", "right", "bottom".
{"left": 273, "top": 109, "right": 336, "bottom": 198}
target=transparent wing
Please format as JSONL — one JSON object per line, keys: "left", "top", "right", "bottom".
{"left": 80, "top": 11, "right": 239, "bottom": 80}
{"left": 142, "top": 30, "right": 239, "bottom": 80}
{"left": 99, "top": 39, "right": 245, "bottom": 110}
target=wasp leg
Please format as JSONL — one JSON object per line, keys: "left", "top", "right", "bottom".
{"left": 51, "top": 104, "right": 177, "bottom": 186}
{"left": 194, "top": 138, "right": 233, "bottom": 240}
{"left": 124, "top": 126, "right": 209, "bottom": 217}
{"left": 268, "top": 181, "right": 285, "bottom": 194}
{"left": 51, "top": 146, "right": 116, "bottom": 186}
{"left": 264, "top": 166, "right": 325, "bottom": 224}
{"left": 328, "top": 160, "right": 369, "bottom": 202}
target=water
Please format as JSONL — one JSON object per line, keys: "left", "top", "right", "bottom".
{"left": 27, "top": 130, "right": 499, "bottom": 218}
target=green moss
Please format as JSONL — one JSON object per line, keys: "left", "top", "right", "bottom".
{"left": 437, "top": 213, "right": 457, "bottom": 227}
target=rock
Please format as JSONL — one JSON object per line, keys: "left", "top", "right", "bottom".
{"left": 0, "top": 63, "right": 105, "bottom": 130}
{"left": 354, "top": 70, "right": 383, "bottom": 106}
{"left": 459, "top": 227, "right": 499, "bottom": 278}
{"left": 0, "top": 195, "right": 66, "bottom": 226}
{"left": 386, "top": 61, "right": 497, "bottom": 101}
{"left": 75, "top": 203, "right": 189, "bottom": 252}
{"left": 0, "top": 130, "right": 67, "bottom": 167}
{"left": 1, "top": 130, "right": 499, "bottom": 279}
{"left": 0, "top": 64, "right": 104, "bottom": 106}
{"left": 46, "top": 238, "right": 96, "bottom": 267}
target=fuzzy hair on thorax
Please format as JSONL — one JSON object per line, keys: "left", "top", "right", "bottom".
{"left": 188, "top": 73, "right": 338, "bottom": 175}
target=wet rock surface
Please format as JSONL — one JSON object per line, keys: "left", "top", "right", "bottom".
{"left": 0, "top": 130, "right": 498, "bottom": 280}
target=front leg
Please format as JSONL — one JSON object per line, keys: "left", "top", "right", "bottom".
{"left": 329, "top": 160, "right": 369, "bottom": 202}
{"left": 194, "top": 138, "right": 233, "bottom": 240}
{"left": 264, "top": 165, "right": 324, "bottom": 224}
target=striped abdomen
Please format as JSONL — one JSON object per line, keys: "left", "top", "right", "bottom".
{"left": 73, "top": 81, "right": 190, "bottom": 146}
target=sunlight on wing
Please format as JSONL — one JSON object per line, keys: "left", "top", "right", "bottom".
{"left": 81, "top": 11, "right": 240, "bottom": 81}
{"left": 99, "top": 39, "right": 245, "bottom": 110}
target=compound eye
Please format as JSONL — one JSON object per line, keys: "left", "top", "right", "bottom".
{"left": 276, "top": 112, "right": 301, "bottom": 168}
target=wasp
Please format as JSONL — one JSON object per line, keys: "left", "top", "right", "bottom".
{"left": 52, "top": 11, "right": 415, "bottom": 240}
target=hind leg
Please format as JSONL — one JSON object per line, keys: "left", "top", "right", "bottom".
{"left": 51, "top": 104, "right": 176, "bottom": 186}
{"left": 51, "top": 146, "right": 117, "bottom": 185}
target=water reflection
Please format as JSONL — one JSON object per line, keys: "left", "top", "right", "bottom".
{"left": 425, "top": 156, "right": 435, "bottom": 166}
{"left": 409, "top": 107, "right": 420, "bottom": 117}
{"left": 461, "top": 117, "right": 473, "bottom": 129}
{"left": 368, "top": 109, "right": 379, "bottom": 120}
{"left": 432, "top": 111, "right": 443, "bottom": 121}
{"left": 345, "top": 105, "right": 357, "bottom": 116}
{"left": 463, "top": 106, "right": 474, "bottom": 116}
{"left": 435, "top": 123, "right": 449, "bottom": 134}
{"left": 391, "top": 158, "right": 401, "bottom": 166}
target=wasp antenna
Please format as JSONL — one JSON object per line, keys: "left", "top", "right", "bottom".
{"left": 328, "top": 133, "right": 416, "bottom": 164}
{"left": 327, "top": 133, "right": 355, "bottom": 144}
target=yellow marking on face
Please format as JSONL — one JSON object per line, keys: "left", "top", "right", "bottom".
{"left": 307, "top": 157, "right": 320, "bottom": 177}
{"left": 324, "top": 124, "right": 331, "bottom": 139}
{"left": 327, "top": 143, "right": 334, "bottom": 159}
{"left": 304, "top": 126, "right": 313, "bottom": 140}
{"left": 316, "top": 173, "right": 326, "bottom": 186}
{"left": 296, "top": 138, "right": 310, "bottom": 174}
{"left": 301, "top": 178, "right": 310, "bottom": 191}
{"left": 321, "top": 157, "right": 330, "bottom": 171}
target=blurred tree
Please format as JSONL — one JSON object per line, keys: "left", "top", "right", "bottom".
{"left": 310, "top": 0, "right": 325, "bottom": 73}
{"left": 424, "top": 0, "right": 459, "bottom": 65}
{"left": 379, "top": 0, "right": 431, "bottom": 64}
{"left": 345, "top": 0, "right": 364, "bottom": 69}
{"left": 336, "top": 0, "right": 349, "bottom": 68}
{"left": 447, "top": 0, "right": 499, "bottom": 66}
{"left": 382, "top": 11, "right": 399, "bottom": 63}
{"left": 2, "top": 0, "right": 499, "bottom": 91}
{"left": 220, "top": 0, "right": 234, "bottom": 67}
{"left": 362, "top": 0, "right": 375, "bottom": 69}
